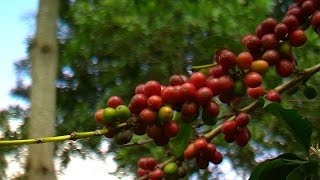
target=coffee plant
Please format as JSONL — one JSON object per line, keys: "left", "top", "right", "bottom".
{"left": 2, "top": 0, "right": 320, "bottom": 179}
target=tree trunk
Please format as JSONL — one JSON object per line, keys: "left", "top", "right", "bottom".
{"left": 26, "top": 0, "right": 59, "bottom": 179}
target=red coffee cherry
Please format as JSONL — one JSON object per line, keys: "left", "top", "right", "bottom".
{"left": 130, "top": 94, "right": 148, "bottom": 112}
{"left": 181, "top": 101, "right": 199, "bottom": 117}
{"left": 221, "top": 121, "right": 238, "bottom": 135}
{"left": 184, "top": 143, "right": 198, "bottom": 159}
{"left": 181, "top": 82, "right": 197, "bottom": 101}
{"left": 206, "top": 77, "right": 222, "bottom": 96}
{"left": 282, "top": 15, "right": 300, "bottom": 32}
{"left": 236, "top": 52, "right": 253, "bottom": 70}
{"left": 140, "top": 108, "right": 157, "bottom": 124}
{"left": 146, "top": 124, "right": 163, "bottom": 139}
{"left": 149, "top": 168, "right": 164, "bottom": 180}
{"left": 196, "top": 153, "right": 210, "bottom": 169}
{"left": 144, "top": 80, "right": 162, "bottom": 97}
{"left": 194, "top": 138, "right": 208, "bottom": 151}
{"left": 311, "top": 10, "right": 320, "bottom": 29}
{"left": 235, "top": 127, "right": 251, "bottom": 147}
{"left": 137, "top": 168, "right": 149, "bottom": 177}
{"left": 247, "top": 86, "right": 265, "bottom": 99}
{"left": 202, "top": 100, "right": 220, "bottom": 118}
{"left": 210, "top": 151, "right": 223, "bottom": 165}
{"left": 276, "top": 59, "right": 294, "bottom": 77}
{"left": 146, "top": 157, "right": 157, "bottom": 170}
{"left": 262, "top": 49, "right": 280, "bottom": 66}
{"left": 107, "top": 96, "right": 123, "bottom": 108}
{"left": 261, "top": 33, "right": 279, "bottom": 50}
{"left": 289, "top": 29, "right": 307, "bottom": 47}
{"left": 147, "top": 95, "right": 163, "bottom": 110}
{"left": 243, "top": 34, "right": 262, "bottom": 51}
{"left": 261, "top": 17, "right": 278, "bottom": 33}
{"left": 235, "top": 112, "right": 250, "bottom": 127}
{"left": 169, "top": 75, "right": 186, "bottom": 86}
{"left": 244, "top": 72, "right": 263, "bottom": 88}
{"left": 209, "top": 64, "right": 227, "bottom": 78}
{"left": 163, "top": 121, "right": 180, "bottom": 138}
{"left": 135, "top": 84, "right": 145, "bottom": 94}
{"left": 219, "top": 75, "right": 234, "bottom": 92}
{"left": 195, "top": 87, "right": 213, "bottom": 105}
{"left": 274, "top": 23, "right": 289, "bottom": 40}
{"left": 265, "top": 90, "right": 282, "bottom": 103}
{"left": 219, "top": 49, "right": 236, "bottom": 70}
{"left": 189, "top": 72, "right": 207, "bottom": 89}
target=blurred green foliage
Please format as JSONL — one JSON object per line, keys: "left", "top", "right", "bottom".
{"left": 0, "top": 0, "right": 320, "bottom": 179}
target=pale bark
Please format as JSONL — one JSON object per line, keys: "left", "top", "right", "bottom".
{"left": 26, "top": 0, "right": 59, "bottom": 179}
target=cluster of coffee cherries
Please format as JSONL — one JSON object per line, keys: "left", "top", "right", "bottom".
{"left": 92, "top": 1, "right": 320, "bottom": 179}
{"left": 183, "top": 138, "right": 223, "bottom": 169}
{"left": 137, "top": 157, "right": 187, "bottom": 180}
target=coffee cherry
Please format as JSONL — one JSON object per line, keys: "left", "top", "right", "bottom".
{"left": 262, "top": 49, "right": 280, "bottom": 66}
{"left": 232, "top": 79, "right": 246, "bottom": 97}
{"left": 282, "top": 15, "right": 300, "bottom": 32}
{"left": 278, "top": 41, "right": 292, "bottom": 58}
{"left": 219, "top": 49, "right": 236, "bottom": 70}
{"left": 251, "top": 60, "right": 270, "bottom": 75}
{"left": 261, "top": 18, "right": 278, "bottom": 33}
{"left": 114, "top": 129, "right": 133, "bottom": 145}
{"left": 146, "top": 157, "right": 157, "bottom": 170}
{"left": 169, "top": 75, "right": 186, "bottom": 86}
{"left": 164, "top": 162, "right": 178, "bottom": 175}
{"left": 102, "top": 107, "right": 116, "bottom": 124}
{"left": 221, "top": 121, "right": 238, "bottom": 135}
{"left": 154, "top": 136, "right": 170, "bottom": 146}
{"left": 224, "top": 133, "right": 235, "bottom": 143}
{"left": 107, "top": 96, "right": 123, "bottom": 108}
{"left": 209, "top": 64, "right": 226, "bottom": 78}
{"left": 158, "top": 105, "right": 173, "bottom": 123}
{"left": 265, "top": 90, "right": 282, "bottom": 102}
{"left": 202, "top": 100, "right": 220, "bottom": 118}
{"left": 163, "top": 121, "right": 179, "bottom": 138}
{"left": 244, "top": 72, "right": 263, "bottom": 88}
{"left": 235, "top": 127, "right": 251, "bottom": 147}
{"left": 189, "top": 72, "right": 207, "bottom": 89}
{"left": 135, "top": 84, "right": 145, "bottom": 94}
{"left": 303, "top": 84, "right": 318, "bottom": 99}
{"left": 149, "top": 168, "right": 164, "bottom": 180}
{"left": 144, "top": 80, "right": 162, "bottom": 97}
{"left": 133, "top": 119, "right": 147, "bottom": 135}
{"left": 130, "top": 94, "right": 148, "bottom": 114}
{"left": 161, "top": 86, "right": 181, "bottom": 104}
{"left": 274, "top": 23, "right": 289, "bottom": 40}
{"left": 235, "top": 112, "right": 250, "bottom": 127}
{"left": 276, "top": 59, "right": 294, "bottom": 77}
{"left": 147, "top": 95, "right": 163, "bottom": 110}
{"left": 181, "top": 101, "right": 199, "bottom": 117}
{"left": 210, "top": 151, "right": 223, "bottom": 165}
{"left": 311, "top": 10, "right": 320, "bottom": 29}
{"left": 140, "top": 108, "right": 157, "bottom": 124}
{"left": 301, "top": 0, "right": 317, "bottom": 16}
{"left": 180, "top": 82, "right": 197, "bottom": 101}
{"left": 147, "top": 124, "right": 163, "bottom": 139}
{"left": 195, "top": 87, "right": 213, "bottom": 105}
{"left": 236, "top": 52, "right": 253, "bottom": 70}
{"left": 115, "top": 105, "right": 131, "bottom": 120}
{"left": 218, "top": 92, "right": 235, "bottom": 104}
{"left": 196, "top": 154, "right": 209, "bottom": 169}
{"left": 261, "top": 33, "right": 279, "bottom": 50}
{"left": 247, "top": 86, "right": 265, "bottom": 99}
{"left": 194, "top": 138, "right": 208, "bottom": 151}
{"left": 256, "top": 24, "right": 265, "bottom": 39}
{"left": 289, "top": 29, "right": 307, "bottom": 47}
{"left": 137, "top": 168, "right": 149, "bottom": 177}
{"left": 95, "top": 109, "right": 104, "bottom": 125}
{"left": 219, "top": 75, "right": 234, "bottom": 92}
{"left": 206, "top": 77, "right": 221, "bottom": 96}
{"left": 243, "top": 35, "right": 262, "bottom": 51}
{"left": 184, "top": 143, "right": 198, "bottom": 159}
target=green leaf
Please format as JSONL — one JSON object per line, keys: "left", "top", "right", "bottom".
{"left": 169, "top": 112, "right": 193, "bottom": 157}
{"left": 286, "top": 162, "right": 319, "bottom": 180}
{"left": 250, "top": 153, "right": 306, "bottom": 180}
{"left": 261, "top": 98, "right": 312, "bottom": 150}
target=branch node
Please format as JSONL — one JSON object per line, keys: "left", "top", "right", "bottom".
{"left": 70, "top": 132, "right": 77, "bottom": 141}
{"left": 35, "top": 138, "right": 44, "bottom": 143}
{"left": 94, "top": 130, "right": 101, "bottom": 136}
